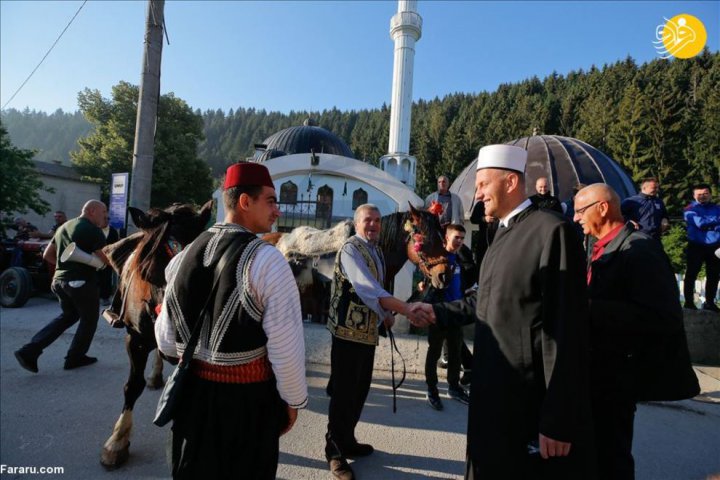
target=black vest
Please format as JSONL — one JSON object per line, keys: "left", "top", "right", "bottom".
{"left": 327, "top": 236, "right": 383, "bottom": 346}
{"left": 169, "top": 225, "right": 268, "bottom": 365}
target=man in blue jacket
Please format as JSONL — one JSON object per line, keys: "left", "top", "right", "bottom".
{"left": 620, "top": 178, "right": 669, "bottom": 241}
{"left": 683, "top": 184, "right": 720, "bottom": 312}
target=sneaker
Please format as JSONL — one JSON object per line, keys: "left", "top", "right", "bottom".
{"left": 683, "top": 302, "right": 698, "bottom": 310}
{"left": 64, "top": 355, "right": 97, "bottom": 370}
{"left": 427, "top": 390, "right": 444, "bottom": 411}
{"left": 328, "top": 457, "right": 355, "bottom": 480}
{"left": 448, "top": 386, "right": 470, "bottom": 405}
{"left": 703, "top": 303, "right": 720, "bottom": 313}
{"left": 15, "top": 349, "right": 39, "bottom": 373}
{"left": 437, "top": 358, "right": 449, "bottom": 369}
{"left": 460, "top": 371, "right": 472, "bottom": 386}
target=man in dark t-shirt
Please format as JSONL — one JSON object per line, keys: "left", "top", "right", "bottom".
{"left": 15, "top": 200, "right": 109, "bottom": 373}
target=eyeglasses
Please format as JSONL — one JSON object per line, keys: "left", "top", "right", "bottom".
{"left": 574, "top": 201, "right": 600, "bottom": 215}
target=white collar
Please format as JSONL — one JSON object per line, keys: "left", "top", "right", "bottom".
{"left": 499, "top": 198, "right": 532, "bottom": 227}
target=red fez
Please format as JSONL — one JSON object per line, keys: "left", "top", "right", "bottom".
{"left": 223, "top": 162, "right": 275, "bottom": 190}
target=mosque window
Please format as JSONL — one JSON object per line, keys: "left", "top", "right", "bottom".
{"left": 280, "top": 181, "right": 298, "bottom": 204}
{"left": 352, "top": 188, "right": 368, "bottom": 210}
{"left": 316, "top": 185, "right": 334, "bottom": 228}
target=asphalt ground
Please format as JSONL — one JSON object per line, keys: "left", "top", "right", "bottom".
{"left": 1, "top": 296, "right": 718, "bottom": 479}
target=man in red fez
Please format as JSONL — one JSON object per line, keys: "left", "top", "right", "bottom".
{"left": 156, "top": 161, "right": 308, "bottom": 479}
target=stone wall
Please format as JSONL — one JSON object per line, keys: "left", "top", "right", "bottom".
{"left": 684, "top": 309, "right": 720, "bottom": 366}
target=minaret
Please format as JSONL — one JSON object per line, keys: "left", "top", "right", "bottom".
{"left": 379, "top": 0, "right": 422, "bottom": 189}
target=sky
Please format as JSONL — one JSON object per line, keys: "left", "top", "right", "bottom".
{"left": 1, "top": 1, "right": 718, "bottom": 114}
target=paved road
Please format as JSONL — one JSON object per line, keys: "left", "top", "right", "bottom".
{"left": 1, "top": 297, "right": 719, "bottom": 479}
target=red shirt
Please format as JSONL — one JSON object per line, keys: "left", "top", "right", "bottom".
{"left": 588, "top": 224, "right": 625, "bottom": 285}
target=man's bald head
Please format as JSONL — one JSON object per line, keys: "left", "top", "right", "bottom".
{"left": 573, "top": 183, "right": 624, "bottom": 237}
{"left": 81, "top": 200, "right": 108, "bottom": 228}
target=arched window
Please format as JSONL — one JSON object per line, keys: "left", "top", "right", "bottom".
{"left": 280, "top": 181, "right": 298, "bottom": 204}
{"left": 316, "top": 185, "right": 333, "bottom": 228}
{"left": 352, "top": 188, "right": 368, "bottom": 210}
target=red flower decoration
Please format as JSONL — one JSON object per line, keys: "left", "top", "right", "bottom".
{"left": 428, "top": 200, "right": 444, "bottom": 217}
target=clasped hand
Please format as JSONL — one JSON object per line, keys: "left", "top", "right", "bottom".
{"left": 405, "top": 302, "right": 435, "bottom": 327}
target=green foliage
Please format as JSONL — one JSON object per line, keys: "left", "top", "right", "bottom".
{"left": 4, "top": 52, "right": 720, "bottom": 210}
{"left": 71, "top": 81, "right": 213, "bottom": 208}
{"left": 0, "top": 122, "right": 51, "bottom": 236}
{"left": 0, "top": 108, "right": 91, "bottom": 165}
{"left": 661, "top": 223, "right": 688, "bottom": 274}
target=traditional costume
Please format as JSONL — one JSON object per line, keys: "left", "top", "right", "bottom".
{"left": 155, "top": 163, "right": 307, "bottom": 479}
{"left": 466, "top": 145, "right": 595, "bottom": 479}
{"left": 325, "top": 233, "right": 390, "bottom": 461}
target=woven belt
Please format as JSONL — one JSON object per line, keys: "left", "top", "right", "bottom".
{"left": 191, "top": 356, "right": 273, "bottom": 384}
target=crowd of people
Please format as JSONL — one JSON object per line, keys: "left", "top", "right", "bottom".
{"left": 10, "top": 150, "right": 716, "bottom": 479}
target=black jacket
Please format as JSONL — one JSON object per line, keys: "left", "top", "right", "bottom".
{"left": 588, "top": 224, "right": 699, "bottom": 401}
{"left": 441, "top": 205, "right": 595, "bottom": 478}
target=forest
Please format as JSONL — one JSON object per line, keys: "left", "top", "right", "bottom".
{"left": 2, "top": 50, "right": 718, "bottom": 217}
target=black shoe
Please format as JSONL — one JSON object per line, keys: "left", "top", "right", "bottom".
{"left": 703, "top": 303, "right": 720, "bottom": 313}
{"left": 684, "top": 302, "right": 698, "bottom": 310}
{"left": 328, "top": 457, "right": 355, "bottom": 480}
{"left": 15, "top": 349, "right": 39, "bottom": 373}
{"left": 64, "top": 355, "right": 97, "bottom": 370}
{"left": 460, "top": 371, "right": 472, "bottom": 386}
{"left": 448, "top": 386, "right": 470, "bottom": 405}
{"left": 427, "top": 390, "right": 444, "bottom": 411}
{"left": 343, "top": 442, "right": 374, "bottom": 458}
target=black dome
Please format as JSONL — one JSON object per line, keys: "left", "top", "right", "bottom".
{"left": 451, "top": 135, "right": 636, "bottom": 209}
{"left": 253, "top": 121, "right": 354, "bottom": 161}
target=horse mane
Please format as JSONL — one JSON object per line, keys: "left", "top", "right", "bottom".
{"left": 378, "top": 211, "right": 408, "bottom": 255}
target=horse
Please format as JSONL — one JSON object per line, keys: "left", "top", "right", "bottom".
{"left": 266, "top": 204, "right": 450, "bottom": 321}
{"left": 100, "top": 200, "right": 213, "bottom": 469}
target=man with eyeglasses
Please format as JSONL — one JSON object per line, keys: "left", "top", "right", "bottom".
{"left": 574, "top": 183, "right": 699, "bottom": 480}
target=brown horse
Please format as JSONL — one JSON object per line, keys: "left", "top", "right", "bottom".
{"left": 100, "top": 200, "right": 213, "bottom": 469}
{"left": 266, "top": 204, "right": 451, "bottom": 321}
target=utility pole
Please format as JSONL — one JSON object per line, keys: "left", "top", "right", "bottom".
{"left": 129, "top": 0, "right": 165, "bottom": 216}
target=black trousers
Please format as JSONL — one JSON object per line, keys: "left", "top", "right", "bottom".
{"left": 426, "top": 324, "right": 463, "bottom": 390}
{"left": 591, "top": 391, "right": 636, "bottom": 480}
{"left": 325, "top": 335, "right": 375, "bottom": 459}
{"left": 684, "top": 242, "right": 720, "bottom": 305}
{"left": 20, "top": 279, "right": 99, "bottom": 360}
{"left": 442, "top": 340, "right": 473, "bottom": 371}
{"left": 170, "top": 375, "right": 286, "bottom": 480}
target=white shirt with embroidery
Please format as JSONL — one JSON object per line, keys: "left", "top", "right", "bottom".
{"left": 155, "top": 226, "right": 308, "bottom": 409}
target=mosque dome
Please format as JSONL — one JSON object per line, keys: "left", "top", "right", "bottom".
{"left": 450, "top": 135, "right": 637, "bottom": 212}
{"left": 253, "top": 118, "right": 355, "bottom": 162}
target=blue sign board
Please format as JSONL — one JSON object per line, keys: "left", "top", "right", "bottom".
{"left": 109, "top": 173, "right": 129, "bottom": 230}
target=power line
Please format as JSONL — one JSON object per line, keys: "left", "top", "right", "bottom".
{"left": 2, "top": 0, "right": 88, "bottom": 110}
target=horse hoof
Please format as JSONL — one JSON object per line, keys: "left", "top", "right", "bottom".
{"left": 100, "top": 443, "right": 130, "bottom": 470}
{"left": 146, "top": 377, "right": 165, "bottom": 390}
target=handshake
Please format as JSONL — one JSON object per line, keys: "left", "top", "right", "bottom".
{"left": 404, "top": 302, "right": 436, "bottom": 327}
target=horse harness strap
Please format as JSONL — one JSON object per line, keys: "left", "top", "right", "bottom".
{"left": 388, "top": 327, "right": 406, "bottom": 414}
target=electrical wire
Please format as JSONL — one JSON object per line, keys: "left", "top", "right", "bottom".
{"left": 2, "top": 0, "right": 88, "bottom": 110}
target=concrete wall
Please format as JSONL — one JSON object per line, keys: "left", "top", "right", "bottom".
{"left": 12, "top": 176, "right": 102, "bottom": 234}
{"left": 684, "top": 309, "right": 720, "bottom": 365}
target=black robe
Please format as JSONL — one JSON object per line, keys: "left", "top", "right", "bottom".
{"left": 466, "top": 205, "right": 594, "bottom": 479}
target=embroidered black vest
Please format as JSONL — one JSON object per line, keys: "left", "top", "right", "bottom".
{"left": 327, "top": 236, "right": 383, "bottom": 346}
{"left": 167, "top": 225, "right": 268, "bottom": 365}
